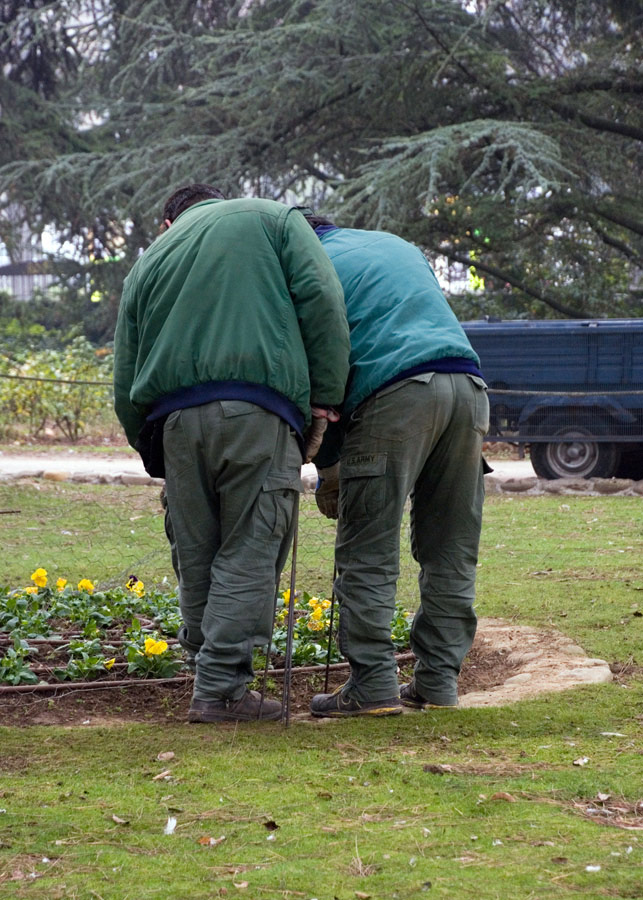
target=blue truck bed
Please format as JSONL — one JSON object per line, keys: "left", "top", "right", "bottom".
{"left": 461, "top": 319, "right": 643, "bottom": 479}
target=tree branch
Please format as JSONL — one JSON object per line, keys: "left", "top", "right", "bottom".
{"left": 397, "top": 0, "right": 479, "bottom": 84}
{"left": 555, "top": 76, "right": 643, "bottom": 96}
{"left": 446, "top": 251, "right": 589, "bottom": 318}
{"left": 304, "top": 164, "right": 333, "bottom": 183}
{"left": 548, "top": 99, "right": 643, "bottom": 142}
{"left": 588, "top": 220, "right": 641, "bottom": 261}
{"left": 591, "top": 203, "right": 643, "bottom": 237}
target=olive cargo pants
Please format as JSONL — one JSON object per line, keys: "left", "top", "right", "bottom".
{"left": 162, "top": 401, "right": 302, "bottom": 700}
{"left": 334, "top": 373, "right": 489, "bottom": 706}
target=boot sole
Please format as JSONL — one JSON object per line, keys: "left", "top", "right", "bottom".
{"left": 311, "top": 704, "right": 403, "bottom": 718}
{"left": 188, "top": 710, "right": 282, "bottom": 723}
{"left": 401, "top": 700, "right": 457, "bottom": 710}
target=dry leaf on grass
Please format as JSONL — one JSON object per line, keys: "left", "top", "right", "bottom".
{"left": 197, "top": 834, "right": 226, "bottom": 847}
{"left": 111, "top": 814, "right": 129, "bottom": 825}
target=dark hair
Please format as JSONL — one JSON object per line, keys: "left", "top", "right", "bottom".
{"left": 162, "top": 183, "right": 225, "bottom": 223}
{"left": 294, "top": 206, "right": 336, "bottom": 230}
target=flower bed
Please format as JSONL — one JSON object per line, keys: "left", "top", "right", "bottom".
{"left": 0, "top": 568, "right": 413, "bottom": 686}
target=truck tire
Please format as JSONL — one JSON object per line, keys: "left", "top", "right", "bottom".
{"left": 530, "top": 414, "right": 621, "bottom": 480}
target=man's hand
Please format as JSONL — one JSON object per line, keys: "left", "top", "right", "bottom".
{"left": 304, "top": 406, "right": 341, "bottom": 463}
{"left": 304, "top": 416, "right": 328, "bottom": 463}
{"left": 315, "top": 462, "right": 340, "bottom": 519}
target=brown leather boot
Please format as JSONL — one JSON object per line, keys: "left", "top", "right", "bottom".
{"left": 188, "top": 690, "right": 282, "bottom": 723}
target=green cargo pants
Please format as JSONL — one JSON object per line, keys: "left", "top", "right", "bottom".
{"left": 162, "top": 401, "right": 302, "bottom": 701}
{"left": 334, "top": 373, "right": 489, "bottom": 706}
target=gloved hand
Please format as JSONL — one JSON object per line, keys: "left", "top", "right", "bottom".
{"left": 315, "top": 462, "right": 340, "bottom": 519}
{"left": 304, "top": 416, "right": 328, "bottom": 463}
{"left": 304, "top": 406, "right": 341, "bottom": 463}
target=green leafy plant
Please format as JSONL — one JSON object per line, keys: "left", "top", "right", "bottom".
{"left": 270, "top": 589, "right": 339, "bottom": 667}
{"left": 0, "top": 636, "right": 39, "bottom": 685}
{"left": 53, "top": 652, "right": 111, "bottom": 681}
{"left": 390, "top": 601, "right": 414, "bottom": 650}
{"left": 51, "top": 590, "right": 114, "bottom": 628}
{"left": 0, "top": 568, "right": 413, "bottom": 684}
{"left": 53, "top": 637, "right": 115, "bottom": 681}
{"left": 124, "top": 630, "right": 183, "bottom": 679}
{"left": 269, "top": 589, "right": 412, "bottom": 666}
{"left": 0, "top": 588, "right": 52, "bottom": 637}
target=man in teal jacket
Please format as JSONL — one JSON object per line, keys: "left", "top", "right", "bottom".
{"left": 304, "top": 215, "right": 489, "bottom": 717}
{"left": 114, "top": 185, "right": 350, "bottom": 723}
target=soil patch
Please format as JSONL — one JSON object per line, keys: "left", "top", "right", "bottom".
{"left": 0, "top": 644, "right": 512, "bottom": 727}
{"left": 0, "top": 618, "right": 614, "bottom": 726}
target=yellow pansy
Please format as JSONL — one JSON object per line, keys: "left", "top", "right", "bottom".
{"left": 77, "top": 578, "right": 95, "bottom": 593}
{"left": 56, "top": 578, "right": 67, "bottom": 592}
{"left": 311, "top": 606, "right": 323, "bottom": 621}
{"left": 321, "top": 599, "right": 332, "bottom": 610}
{"left": 31, "top": 567, "right": 48, "bottom": 588}
{"left": 283, "top": 589, "right": 298, "bottom": 607}
{"left": 25, "top": 586, "right": 38, "bottom": 595}
{"left": 307, "top": 620, "right": 324, "bottom": 632}
{"left": 104, "top": 658, "right": 116, "bottom": 670}
{"left": 126, "top": 575, "right": 144, "bottom": 597}
{"left": 144, "top": 637, "right": 168, "bottom": 656}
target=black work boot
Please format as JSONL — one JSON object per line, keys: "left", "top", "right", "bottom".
{"left": 188, "top": 690, "right": 282, "bottom": 723}
{"left": 310, "top": 684, "right": 402, "bottom": 718}
{"left": 400, "top": 681, "right": 457, "bottom": 710}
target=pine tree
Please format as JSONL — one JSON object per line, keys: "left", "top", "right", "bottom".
{"left": 0, "top": 0, "right": 641, "bottom": 320}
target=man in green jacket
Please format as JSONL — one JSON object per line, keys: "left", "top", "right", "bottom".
{"left": 303, "top": 215, "right": 489, "bottom": 718}
{"left": 114, "top": 185, "right": 350, "bottom": 723}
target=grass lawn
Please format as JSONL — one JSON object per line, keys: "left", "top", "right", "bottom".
{"left": 1, "top": 486, "right": 642, "bottom": 898}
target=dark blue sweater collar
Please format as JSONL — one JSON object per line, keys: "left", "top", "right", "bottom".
{"left": 314, "top": 225, "right": 339, "bottom": 237}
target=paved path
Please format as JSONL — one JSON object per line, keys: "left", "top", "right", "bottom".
{"left": 0, "top": 451, "right": 535, "bottom": 480}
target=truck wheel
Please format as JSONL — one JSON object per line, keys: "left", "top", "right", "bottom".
{"left": 530, "top": 414, "right": 621, "bottom": 479}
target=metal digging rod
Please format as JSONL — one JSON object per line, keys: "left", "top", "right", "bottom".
{"left": 282, "top": 494, "right": 299, "bottom": 726}
{"left": 324, "top": 565, "right": 337, "bottom": 694}
{"left": 259, "top": 582, "right": 280, "bottom": 719}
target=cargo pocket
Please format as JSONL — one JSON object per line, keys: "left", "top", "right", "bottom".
{"left": 254, "top": 471, "right": 303, "bottom": 539}
{"left": 340, "top": 453, "right": 388, "bottom": 521}
{"left": 163, "top": 409, "right": 194, "bottom": 476}
{"left": 465, "top": 374, "right": 490, "bottom": 436}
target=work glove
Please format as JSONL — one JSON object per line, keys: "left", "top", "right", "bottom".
{"left": 315, "top": 462, "right": 340, "bottom": 519}
{"left": 304, "top": 416, "right": 328, "bottom": 464}
{"left": 304, "top": 406, "right": 341, "bottom": 463}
